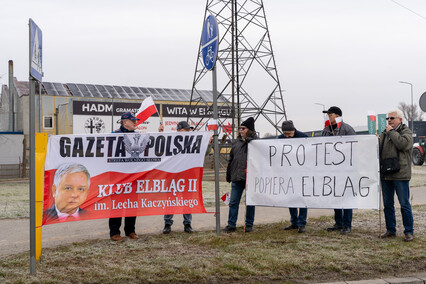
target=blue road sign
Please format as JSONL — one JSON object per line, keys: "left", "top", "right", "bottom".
{"left": 29, "top": 19, "right": 43, "bottom": 82}
{"left": 201, "top": 15, "right": 219, "bottom": 71}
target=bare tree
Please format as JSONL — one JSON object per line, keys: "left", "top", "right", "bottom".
{"left": 398, "top": 102, "right": 424, "bottom": 122}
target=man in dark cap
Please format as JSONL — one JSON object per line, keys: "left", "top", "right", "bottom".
{"left": 321, "top": 106, "right": 355, "bottom": 136}
{"left": 109, "top": 112, "right": 140, "bottom": 241}
{"left": 278, "top": 120, "right": 309, "bottom": 233}
{"left": 321, "top": 106, "right": 356, "bottom": 234}
{"left": 160, "top": 120, "right": 194, "bottom": 234}
{"left": 224, "top": 117, "right": 258, "bottom": 233}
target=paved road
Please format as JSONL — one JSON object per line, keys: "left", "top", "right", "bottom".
{"left": 1, "top": 186, "right": 425, "bottom": 257}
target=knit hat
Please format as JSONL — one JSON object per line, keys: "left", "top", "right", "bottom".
{"left": 241, "top": 117, "right": 255, "bottom": 131}
{"left": 281, "top": 120, "right": 295, "bottom": 132}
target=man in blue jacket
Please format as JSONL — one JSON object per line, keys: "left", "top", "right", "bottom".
{"left": 109, "top": 112, "right": 140, "bottom": 241}
{"left": 278, "top": 120, "right": 309, "bottom": 233}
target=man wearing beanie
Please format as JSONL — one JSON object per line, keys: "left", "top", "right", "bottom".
{"left": 321, "top": 106, "right": 356, "bottom": 234}
{"left": 224, "top": 117, "right": 257, "bottom": 233}
{"left": 278, "top": 120, "right": 309, "bottom": 233}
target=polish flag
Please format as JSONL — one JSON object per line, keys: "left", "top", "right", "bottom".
{"left": 135, "top": 97, "right": 158, "bottom": 126}
{"left": 335, "top": 117, "right": 342, "bottom": 128}
{"left": 324, "top": 116, "right": 342, "bottom": 128}
{"left": 208, "top": 119, "right": 219, "bottom": 131}
{"left": 221, "top": 192, "right": 230, "bottom": 205}
{"left": 368, "top": 111, "right": 376, "bottom": 121}
{"left": 222, "top": 123, "right": 232, "bottom": 135}
{"left": 324, "top": 116, "right": 331, "bottom": 128}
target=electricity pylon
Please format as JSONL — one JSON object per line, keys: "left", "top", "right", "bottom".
{"left": 189, "top": 0, "right": 287, "bottom": 138}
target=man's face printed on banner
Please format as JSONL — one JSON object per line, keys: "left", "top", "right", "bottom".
{"left": 52, "top": 172, "right": 90, "bottom": 214}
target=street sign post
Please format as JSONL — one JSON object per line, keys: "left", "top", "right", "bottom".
{"left": 29, "top": 18, "right": 43, "bottom": 82}
{"left": 201, "top": 15, "right": 220, "bottom": 235}
{"left": 201, "top": 15, "right": 219, "bottom": 71}
{"left": 29, "top": 18, "right": 43, "bottom": 275}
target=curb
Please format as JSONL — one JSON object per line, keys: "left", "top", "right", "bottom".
{"left": 320, "top": 275, "right": 426, "bottom": 284}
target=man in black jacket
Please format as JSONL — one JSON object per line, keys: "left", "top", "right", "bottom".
{"left": 109, "top": 112, "right": 140, "bottom": 241}
{"left": 278, "top": 121, "right": 309, "bottom": 233}
{"left": 223, "top": 117, "right": 257, "bottom": 233}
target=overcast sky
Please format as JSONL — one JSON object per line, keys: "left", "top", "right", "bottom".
{"left": 1, "top": 0, "right": 426, "bottom": 133}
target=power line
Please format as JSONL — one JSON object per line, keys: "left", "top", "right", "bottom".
{"left": 390, "top": 0, "right": 426, "bottom": 20}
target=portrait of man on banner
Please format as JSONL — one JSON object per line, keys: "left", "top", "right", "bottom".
{"left": 43, "top": 163, "right": 91, "bottom": 223}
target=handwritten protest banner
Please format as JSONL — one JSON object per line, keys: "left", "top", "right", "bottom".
{"left": 246, "top": 135, "right": 380, "bottom": 209}
{"left": 42, "top": 131, "right": 210, "bottom": 225}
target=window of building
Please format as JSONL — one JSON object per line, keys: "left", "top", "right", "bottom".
{"left": 43, "top": 115, "right": 54, "bottom": 129}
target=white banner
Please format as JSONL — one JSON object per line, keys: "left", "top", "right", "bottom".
{"left": 246, "top": 135, "right": 380, "bottom": 209}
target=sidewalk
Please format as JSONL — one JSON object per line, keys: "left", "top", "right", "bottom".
{"left": 1, "top": 186, "right": 425, "bottom": 257}
{"left": 320, "top": 274, "right": 426, "bottom": 284}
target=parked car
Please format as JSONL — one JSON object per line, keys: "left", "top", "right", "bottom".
{"left": 413, "top": 136, "right": 426, "bottom": 165}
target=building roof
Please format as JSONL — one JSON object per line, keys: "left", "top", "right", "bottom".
{"left": 5, "top": 78, "right": 227, "bottom": 103}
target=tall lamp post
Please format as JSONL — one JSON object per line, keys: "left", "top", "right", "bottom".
{"left": 398, "top": 81, "right": 413, "bottom": 131}
{"left": 314, "top": 102, "right": 326, "bottom": 111}
{"left": 314, "top": 103, "right": 326, "bottom": 132}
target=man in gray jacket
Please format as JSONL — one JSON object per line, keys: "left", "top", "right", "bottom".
{"left": 321, "top": 106, "right": 356, "bottom": 234}
{"left": 379, "top": 109, "right": 414, "bottom": 242}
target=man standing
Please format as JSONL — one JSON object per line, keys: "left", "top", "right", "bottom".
{"left": 223, "top": 117, "right": 257, "bottom": 233}
{"left": 379, "top": 109, "right": 414, "bottom": 242}
{"left": 321, "top": 106, "right": 356, "bottom": 234}
{"left": 109, "top": 112, "right": 140, "bottom": 241}
{"left": 161, "top": 121, "right": 194, "bottom": 234}
{"left": 279, "top": 121, "right": 309, "bottom": 233}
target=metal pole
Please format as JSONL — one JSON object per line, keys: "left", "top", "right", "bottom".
{"left": 29, "top": 20, "right": 36, "bottom": 275}
{"left": 111, "top": 97, "right": 114, "bottom": 132}
{"left": 234, "top": 0, "right": 241, "bottom": 129}
{"left": 29, "top": 77, "right": 36, "bottom": 275}
{"left": 231, "top": 0, "right": 235, "bottom": 140}
{"left": 410, "top": 84, "right": 413, "bottom": 131}
{"left": 213, "top": 66, "right": 220, "bottom": 235}
{"left": 398, "top": 81, "right": 414, "bottom": 131}
{"left": 8, "top": 60, "right": 14, "bottom": 132}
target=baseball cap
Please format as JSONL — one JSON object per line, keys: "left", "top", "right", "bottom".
{"left": 177, "top": 121, "right": 193, "bottom": 130}
{"left": 322, "top": 106, "right": 342, "bottom": 116}
{"left": 121, "top": 112, "right": 139, "bottom": 121}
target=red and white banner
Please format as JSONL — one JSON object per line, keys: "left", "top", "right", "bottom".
{"left": 42, "top": 131, "right": 210, "bottom": 225}
{"left": 136, "top": 97, "right": 158, "bottom": 126}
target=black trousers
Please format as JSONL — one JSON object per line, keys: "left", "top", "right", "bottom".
{"left": 109, "top": 217, "right": 136, "bottom": 237}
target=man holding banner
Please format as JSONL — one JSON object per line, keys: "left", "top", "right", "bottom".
{"left": 161, "top": 121, "right": 195, "bottom": 234}
{"left": 223, "top": 117, "right": 257, "bottom": 233}
{"left": 321, "top": 106, "right": 356, "bottom": 234}
{"left": 279, "top": 120, "right": 309, "bottom": 233}
{"left": 109, "top": 112, "right": 140, "bottom": 241}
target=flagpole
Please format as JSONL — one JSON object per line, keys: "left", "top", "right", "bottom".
{"left": 212, "top": 66, "right": 220, "bottom": 235}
